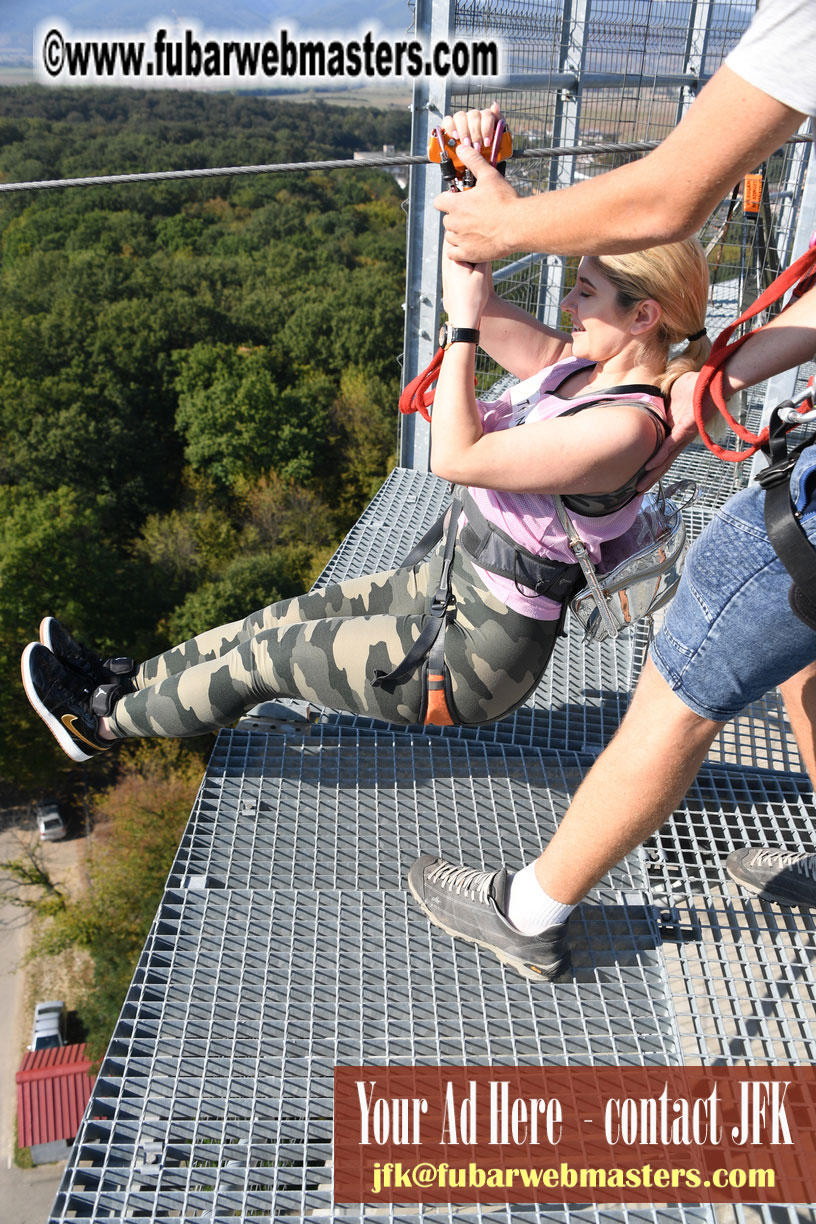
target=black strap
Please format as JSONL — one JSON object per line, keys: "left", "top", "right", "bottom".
{"left": 457, "top": 490, "right": 582, "bottom": 599}
{"left": 759, "top": 409, "right": 816, "bottom": 613}
{"left": 559, "top": 398, "right": 668, "bottom": 517}
{"left": 372, "top": 500, "right": 462, "bottom": 692}
{"left": 396, "top": 508, "right": 448, "bottom": 569}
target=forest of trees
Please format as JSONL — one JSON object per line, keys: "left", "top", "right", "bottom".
{"left": 0, "top": 87, "right": 412, "bottom": 792}
{"left": 0, "top": 86, "right": 413, "bottom": 1055}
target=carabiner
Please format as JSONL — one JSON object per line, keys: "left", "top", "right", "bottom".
{"left": 778, "top": 383, "right": 816, "bottom": 425}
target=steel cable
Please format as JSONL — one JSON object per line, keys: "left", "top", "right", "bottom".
{"left": 0, "top": 133, "right": 809, "bottom": 195}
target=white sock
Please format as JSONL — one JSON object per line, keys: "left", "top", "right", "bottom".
{"left": 505, "top": 862, "right": 576, "bottom": 935}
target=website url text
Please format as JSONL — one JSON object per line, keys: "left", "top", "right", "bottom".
{"left": 36, "top": 24, "right": 502, "bottom": 85}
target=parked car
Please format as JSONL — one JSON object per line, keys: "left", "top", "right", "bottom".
{"left": 35, "top": 802, "right": 66, "bottom": 841}
{"left": 29, "top": 1000, "right": 66, "bottom": 1051}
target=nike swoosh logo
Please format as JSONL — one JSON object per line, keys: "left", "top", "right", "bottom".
{"left": 61, "top": 713, "right": 102, "bottom": 752}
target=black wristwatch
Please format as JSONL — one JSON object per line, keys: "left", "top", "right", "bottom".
{"left": 439, "top": 322, "right": 480, "bottom": 350}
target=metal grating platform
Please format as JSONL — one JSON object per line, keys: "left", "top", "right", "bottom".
{"left": 47, "top": 451, "right": 816, "bottom": 1221}
{"left": 314, "top": 467, "right": 451, "bottom": 591}
{"left": 52, "top": 731, "right": 715, "bottom": 1224}
{"left": 50, "top": 731, "right": 816, "bottom": 1223}
{"left": 646, "top": 764, "right": 816, "bottom": 1068}
{"left": 169, "top": 734, "right": 630, "bottom": 895}
{"left": 50, "top": 887, "right": 713, "bottom": 1224}
{"left": 666, "top": 447, "right": 752, "bottom": 506}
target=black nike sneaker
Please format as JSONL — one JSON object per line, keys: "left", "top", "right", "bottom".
{"left": 39, "top": 617, "right": 135, "bottom": 693}
{"left": 22, "top": 643, "right": 112, "bottom": 763}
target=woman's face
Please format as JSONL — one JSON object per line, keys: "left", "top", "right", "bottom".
{"left": 561, "top": 258, "right": 641, "bottom": 363}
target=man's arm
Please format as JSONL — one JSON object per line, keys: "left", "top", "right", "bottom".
{"left": 640, "top": 281, "right": 816, "bottom": 488}
{"left": 439, "top": 66, "right": 806, "bottom": 262}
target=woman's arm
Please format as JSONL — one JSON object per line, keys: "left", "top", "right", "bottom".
{"left": 431, "top": 242, "right": 657, "bottom": 492}
{"left": 478, "top": 291, "right": 572, "bottom": 379}
{"left": 434, "top": 108, "right": 572, "bottom": 377}
{"left": 432, "top": 385, "right": 659, "bottom": 494}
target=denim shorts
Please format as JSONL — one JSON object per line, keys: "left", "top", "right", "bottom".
{"left": 650, "top": 447, "right": 816, "bottom": 722}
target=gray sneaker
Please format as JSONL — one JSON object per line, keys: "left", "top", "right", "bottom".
{"left": 407, "top": 854, "right": 570, "bottom": 981}
{"left": 726, "top": 846, "right": 816, "bottom": 907}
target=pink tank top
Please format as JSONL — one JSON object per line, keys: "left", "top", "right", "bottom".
{"left": 465, "top": 357, "right": 667, "bottom": 620}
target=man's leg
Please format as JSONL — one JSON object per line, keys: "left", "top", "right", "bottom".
{"left": 779, "top": 659, "right": 816, "bottom": 785}
{"left": 725, "top": 659, "right": 816, "bottom": 906}
{"left": 408, "top": 659, "right": 724, "bottom": 981}
{"left": 409, "top": 476, "right": 816, "bottom": 974}
{"left": 533, "top": 659, "right": 725, "bottom": 903}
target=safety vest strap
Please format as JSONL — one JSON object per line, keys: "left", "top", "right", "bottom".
{"left": 456, "top": 490, "right": 583, "bottom": 600}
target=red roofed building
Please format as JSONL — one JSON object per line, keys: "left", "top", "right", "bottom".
{"left": 16, "top": 1044, "right": 94, "bottom": 1163}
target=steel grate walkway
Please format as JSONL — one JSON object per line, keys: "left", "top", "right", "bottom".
{"left": 49, "top": 447, "right": 816, "bottom": 1222}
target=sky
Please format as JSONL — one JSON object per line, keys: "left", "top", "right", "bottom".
{"left": 1, "top": 1, "right": 416, "bottom": 60}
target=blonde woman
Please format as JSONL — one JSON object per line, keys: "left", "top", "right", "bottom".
{"left": 22, "top": 221, "right": 709, "bottom": 762}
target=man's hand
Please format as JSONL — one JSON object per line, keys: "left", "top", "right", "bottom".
{"left": 637, "top": 370, "right": 710, "bottom": 490}
{"left": 636, "top": 421, "right": 700, "bottom": 490}
{"left": 434, "top": 142, "right": 521, "bottom": 263}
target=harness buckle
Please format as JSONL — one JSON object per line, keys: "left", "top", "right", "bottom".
{"left": 430, "top": 591, "right": 453, "bottom": 618}
{"left": 756, "top": 456, "right": 799, "bottom": 489}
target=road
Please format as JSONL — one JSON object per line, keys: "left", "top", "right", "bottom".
{"left": 0, "top": 820, "right": 75, "bottom": 1223}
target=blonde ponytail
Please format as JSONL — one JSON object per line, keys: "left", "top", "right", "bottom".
{"left": 658, "top": 330, "right": 713, "bottom": 396}
{"left": 593, "top": 237, "right": 711, "bottom": 394}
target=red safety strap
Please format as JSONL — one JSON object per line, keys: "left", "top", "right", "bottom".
{"left": 398, "top": 347, "right": 443, "bottom": 422}
{"left": 398, "top": 347, "right": 479, "bottom": 422}
{"left": 693, "top": 243, "right": 816, "bottom": 462}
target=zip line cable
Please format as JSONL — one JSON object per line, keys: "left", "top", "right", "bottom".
{"left": 0, "top": 141, "right": 664, "bottom": 194}
{"left": 0, "top": 133, "right": 809, "bottom": 195}
{"left": 0, "top": 139, "right": 736, "bottom": 194}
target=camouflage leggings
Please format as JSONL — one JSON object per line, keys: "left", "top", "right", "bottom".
{"left": 107, "top": 544, "right": 561, "bottom": 738}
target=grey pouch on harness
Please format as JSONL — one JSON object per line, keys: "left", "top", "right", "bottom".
{"left": 556, "top": 480, "right": 696, "bottom": 643}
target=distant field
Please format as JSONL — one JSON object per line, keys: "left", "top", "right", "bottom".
{"left": 0, "top": 67, "right": 35, "bottom": 85}
{"left": 487, "top": 89, "right": 681, "bottom": 147}
{"left": 285, "top": 84, "right": 412, "bottom": 108}
{"left": 0, "top": 69, "right": 412, "bottom": 108}
{"left": 0, "top": 71, "right": 678, "bottom": 130}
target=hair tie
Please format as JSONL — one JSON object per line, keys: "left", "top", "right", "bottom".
{"left": 687, "top": 327, "right": 707, "bottom": 342}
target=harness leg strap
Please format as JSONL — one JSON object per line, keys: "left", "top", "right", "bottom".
{"left": 372, "top": 501, "right": 461, "bottom": 694}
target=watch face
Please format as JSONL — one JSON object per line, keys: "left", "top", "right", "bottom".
{"left": 438, "top": 322, "right": 448, "bottom": 349}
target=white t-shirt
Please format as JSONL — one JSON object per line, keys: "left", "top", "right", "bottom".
{"left": 725, "top": 0, "right": 816, "bottom": 117}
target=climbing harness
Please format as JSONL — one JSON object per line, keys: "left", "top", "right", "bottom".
{"left": 555, "top": 482, "right": 696, "bottom": 642}
{"left": 693, "top": 238, "right": 816, "bottom": 629}
{"left": 370, "top": 487, "right": 587, "bottom": 726}
{"left": 371, "top": 499, "right": 463, "bottom": 725}
{"left": 372, "top": 469, "right": 694, "bottom": 720}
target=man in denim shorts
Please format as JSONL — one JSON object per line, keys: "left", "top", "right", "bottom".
{"left": 408, "top": 0, "right": 816, "bottom": 981}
